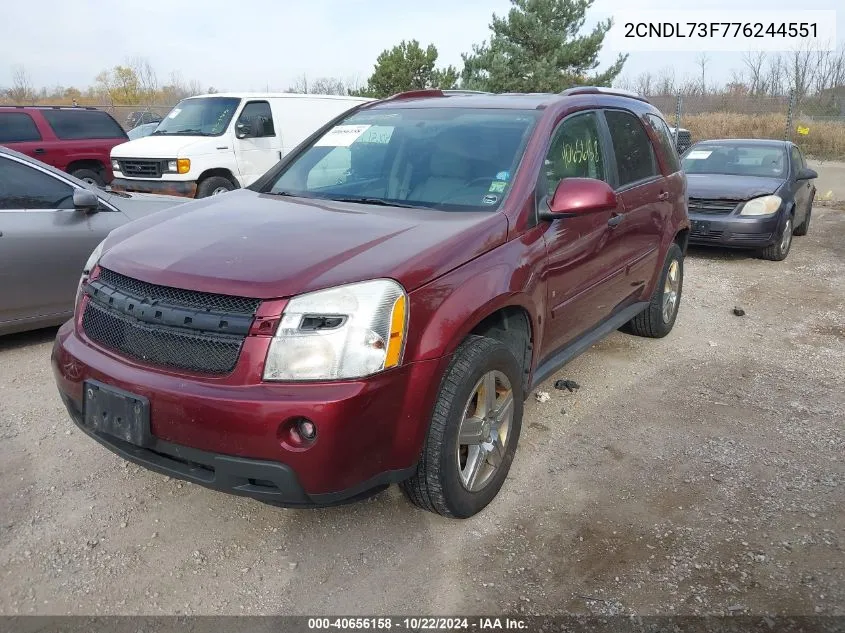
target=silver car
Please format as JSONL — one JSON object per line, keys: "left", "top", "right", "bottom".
{"left": 0, "top": 146, "right": 184, "bottom": 335}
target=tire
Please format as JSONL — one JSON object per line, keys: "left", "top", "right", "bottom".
{"left": 793, "top": 200, "right": 812, "bottom": 236}
{"left": 759, "top": 213, "right": 793, "bottom": 261}
{"left": 71, "top": 168, "right": 105, "bottom": 187}
{"left": 624, "top": 243, "right": 684, "bottom": 339}
{"left": 400, "top": 335, "right": 524, "bottom": 518}
{"left": 196, "top": 176, "right": 235, "bottom": 198}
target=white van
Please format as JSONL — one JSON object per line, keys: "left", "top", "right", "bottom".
{"left": 109, "top": 93, "right": 372, "bottom": 198}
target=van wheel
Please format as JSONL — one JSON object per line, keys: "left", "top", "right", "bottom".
{"left": 624, "top": 243, "right": 684, "bottom": 338}
{"left": 197, "top": 176, "right": 235, "bottom": 198}
{"left": 400, "top": 335, "right": 523, "bottom": 518}
{"left": 71, "top": 168, "right": 105, "bottom": 187}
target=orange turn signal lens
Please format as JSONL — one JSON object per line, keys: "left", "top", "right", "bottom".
{"left": 385, "top": 294, "right": 406, "bottom": 368}
{"left": 176, "top": 158, "right": 191, "bottom": 174}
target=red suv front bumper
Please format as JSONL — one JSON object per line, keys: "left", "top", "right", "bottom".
{"left": 51, "top": 320, "right": 445, "bottom": 506}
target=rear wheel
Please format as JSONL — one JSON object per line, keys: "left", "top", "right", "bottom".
{"left": 624, "top": 243, "right": 684, "bottom": 339}
{"left": 71, "top": 168, "right": 105, "bottom": 187}
{"left": 760, "top": 214, "right": 793, "bottom": 261}
{"left": 400, "top": 335, "right": 523, "bottom": 518}
{"left": 196, "top": 176, "right": 235, "bottom": 198}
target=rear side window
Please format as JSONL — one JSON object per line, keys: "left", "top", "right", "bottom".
{"left": 0, "top": 112, "right": 41, "bottom": 142}
{"left": 644, "top": 113, "right": 681, "bottom": 174}
{"left": 604, "top": 110, "right": 658, "bottom": 187}
{"left": 237, "top": 101, "right": 275, "bottom": 137}
{"left": 0, "top": 156, "right": 74, "bottom": 210}
{"left": 41, "top": 110, "right": 127, "bottom": 140}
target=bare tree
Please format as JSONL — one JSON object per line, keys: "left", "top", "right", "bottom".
{"left": 742, "top": 51, "right": 767, "bottom": 95}
{"left": 765, "top": 54, "right": 785, "bottom": 96}
{"left": 7, "top": 65, "right": 35, "bottom": 104}
{"left": 128, "top": 57, "right": 159, "bottom": 101}
{"left": 655, "top": 66, "right": 676, "bottom": 96}
{"left": 786, "top": 44, "right": 816, "bottom": 104}
{"left": 613, "top": 75, "right": 635, "bottom": 91}
{"left": 696, "top": 53, "right": 710, "bottom": 95}
{"left": 287, "top": 74, "right": 309, "bottom": 94}
{"left": 310, "top": 77, "right": 348, "bottom": 95}
{"left": 634, "top": 71, "right": 653, "bottom": 96}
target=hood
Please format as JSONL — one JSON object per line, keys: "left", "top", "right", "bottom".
{"left": 686, "top": 173, "right": 784, "bottom": 200}
{"left": 111, "top": 134, "right": 220, "bottom": 158}
{"left": 102, "top": 190, "right": 189, "bottom": 220}
{"left": 99, "top": 189, "right": 508, "bottom": 299}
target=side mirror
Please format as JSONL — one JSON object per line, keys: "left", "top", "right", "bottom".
{"left": 540, "top": 178, "right": 618, "bottom": 220}
{"left": 235, "top": 118, "right": 259, "bottom": 139}
{"left": 73, "top": 189, "right": 100, "bottom": 213}
{"left": 796, "top": 167, "right": 817, "bottom": 181}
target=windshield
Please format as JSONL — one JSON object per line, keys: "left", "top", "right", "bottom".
{"left": 153, "top": 97, "right": 241, "bottom": 137}
{"left": 682, "top": 144, "right": 787, "bottom": 178}
{"left": 264, "top": 107, "right": 540, "bottom": 211}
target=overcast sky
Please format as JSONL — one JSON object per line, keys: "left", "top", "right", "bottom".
{"left": 1, "top": 0, "right": 842, "bottom": 93}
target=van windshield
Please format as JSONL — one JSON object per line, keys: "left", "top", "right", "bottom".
{"left": 153, "top": 97, "right": 241, "bottom": 137}
{"left": 263, "top": 107, "right": 540, "bottom": 211}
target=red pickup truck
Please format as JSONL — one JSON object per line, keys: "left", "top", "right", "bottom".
{"left": 0, "top": 106, "right": 128, "bottom": 186}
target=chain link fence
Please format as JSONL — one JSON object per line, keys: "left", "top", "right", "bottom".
{"left": 650, "top": 92, "right": 845, "bottom": 161}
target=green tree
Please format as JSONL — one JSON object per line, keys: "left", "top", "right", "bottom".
{"left": 353, "top": 40, "right": 458, "bottom": 98}
{"left": 461, "top": 0, "right": 627, "bottom": 93}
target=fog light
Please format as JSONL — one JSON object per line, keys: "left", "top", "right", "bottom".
{"left": 297, "top": 419, "right": 317, "bottom": 440}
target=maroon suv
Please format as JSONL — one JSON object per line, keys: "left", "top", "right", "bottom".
{"left": 52, "top": 88, "right": 689, "bottom": 518}
{"left": 0, "top": 106, "right": 127, "bottom": 185}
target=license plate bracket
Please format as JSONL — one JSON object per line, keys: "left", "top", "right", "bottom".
{"left": 83, "top": 380, "right": 151, "bottom": 447}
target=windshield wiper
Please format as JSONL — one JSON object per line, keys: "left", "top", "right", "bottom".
{"left": 324, "top": 196, "right": 422, "bottom": 209}
{"left": 150, "top": 130, "right": 169, "bottom": 135}
{"left": 171, "top": 129, "right": 209, "bottom": 136}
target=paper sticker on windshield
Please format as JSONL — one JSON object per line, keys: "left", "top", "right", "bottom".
{"left": 482, "top": 194, "right": 498, "bottom": 205}
{"left": 315, "top": 124, "right": 372, "bottom": 147}
{"left": 488, "top": 180, "right": 507, "bottom": 194}
{"left": 496, "top": 170, "right": 510, "bottom": 181}
{"left": 167, "top": 108, "right": 181, "bottom": 119}
{"left": 686, "top": 150, "right": 712, "bottom": 160}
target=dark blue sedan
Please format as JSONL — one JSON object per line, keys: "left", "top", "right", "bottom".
{"left": 682, "top": 139, "right": 817, "bottom": 261}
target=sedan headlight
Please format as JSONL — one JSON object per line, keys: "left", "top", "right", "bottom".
{"left": 739, "top": 195, "right": 782, "bottom": 216}
{"left": 75, "top": 239, "right": 106, "bottom": 311}
{"left": 263, "top": 279, "right": 408, "bottom": 381}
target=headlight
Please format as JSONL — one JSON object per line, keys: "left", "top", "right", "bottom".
{"left": 164, "top": 158, "right": 191, "bottom": 174}
{"left": 75, "top": 239, "right": 106, "bottom": 311}
{"left": 739, "top": 195, "right": 782, "bottom": 216}
{"left": 263, "top": 279, "right": 408, "bottom": 381}
{"left": 111, "top": 159, "right": 120, "bottom": 171}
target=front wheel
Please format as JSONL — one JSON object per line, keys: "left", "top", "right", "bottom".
{"left": 401, "top": 335, "right": 524, "bottom": 518}
{"left": 196, "top": 176, "right": 235, "bottom": 198}
{"left": 759, "top": 214, "right": 793, "bottom": 261}
{"left": 624, "top": 243, "right": 684, "bottom": 339}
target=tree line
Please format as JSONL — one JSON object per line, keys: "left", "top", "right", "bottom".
{"left": 3, "top": 0, "right": 843, "bottom": 113}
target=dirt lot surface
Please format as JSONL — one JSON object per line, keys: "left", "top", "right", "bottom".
{"left": 1, "top": 208, "right": 843, "bottom": 618}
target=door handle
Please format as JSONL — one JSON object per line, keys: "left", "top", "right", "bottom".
{"left": 657, "top": 191, "right": 669, "bottom": 201}
{"left": 34, "top": 148, "right": 46, "bottom": 155}
{"left": 608, "top": 214, "right": 624, "bottom": 227}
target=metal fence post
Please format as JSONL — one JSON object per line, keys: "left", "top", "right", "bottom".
{"left": 674, "top": 92, "right": 682, "bottom": 145}
{"left": 785, "top": 89, "right": 795, "bottom": 141}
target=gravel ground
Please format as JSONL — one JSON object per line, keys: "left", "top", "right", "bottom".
{"left": 0, "top": 207, "right": 843, "bottom": 617}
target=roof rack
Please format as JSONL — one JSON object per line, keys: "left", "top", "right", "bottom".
{"left": 560, "top": 86, "right": 650, "bottom": 103}
{"left": 385, "top": 88, "right": 493, "bottom": 101}
{"left": 0, "top": 104, "right": 98, "bottom": 110}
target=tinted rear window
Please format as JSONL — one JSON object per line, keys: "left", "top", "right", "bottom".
{"left": 0, "top": 112, "right": 42, "bottom": 142}
{"left": 41, "top": 110, "right": 127, "bottom": 140}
